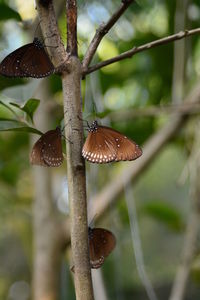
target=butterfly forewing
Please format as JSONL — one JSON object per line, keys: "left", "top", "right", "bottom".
{"left": 82, "top": 129, "right": 117, "bottom": 163}
{"left": 20, "top": 42, "right": 54, "bottom": 78}
{"left": 89, "top": 227, "right": 116, "bottom": 269}
{"left": 30, "top": 127, "right": 63, "bottom": 167}
{"left": 0, "top": 39, "right": 54, "bottom": 78}
{"left": 101, "top": 126, "right": 142, "bottom": 161}
{"left": 82, "top": 121, "right": 142, "bottom": 163}
{"left": 0, "top": 45, "right": 29, "bottom": 77}
{"left": 30, "top": 137, "right": 47, "bottom": 166}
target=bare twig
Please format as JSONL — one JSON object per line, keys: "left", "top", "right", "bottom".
{"left": 125, "top": 185, "right": 158, "bottom": 300}
{"left": 36, "top": 0, "right": 67, "bottom": 67}
{"left": 83, "top": 28, "right": 200, "bottom": 76}
{"left": 88, "top": 84, "right": 200, "bottom": 221}
{"left": 109, "top": 102, "right": 200, "bottom": 121}
{"left": 169, "top": 122, "right": 200, "bottom": 300}
{"left": 171, "top": 0, "right": 188, "bottom": 104}
{"left": 67, "top": 0, "right": 77, "bottom": 55}
{"left": 82, "top": 0, "right": 135, "bottom": 69}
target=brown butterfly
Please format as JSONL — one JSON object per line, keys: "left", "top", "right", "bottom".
{"left": 89, "top": 227, "right": 116, "bottom": 269}
{"left": 0, "top": 38, "right": 54, "bottom": 78}
{"left": 82, "top": 120, "right": 142, "bottom": 163}
{"left": 30, "top": 127, "right": 63, "bottom": 167}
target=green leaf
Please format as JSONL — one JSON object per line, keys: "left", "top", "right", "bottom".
{"left": 22, "top": 99, "right": 40, "bottom": 122}
{"left": 0, "top": 100, "right": 18, "bottom": 117}
{"left": 10, "top": 98, "right": 40, "bottom": 123}
{"left": 142, "top": 200, "right": 184, "bottom": 232}
{"left": 0, "top": 118, "right": 42, "bottom": 135}
{"left": 0, "top": 3, "right": 21, "bottom": 21}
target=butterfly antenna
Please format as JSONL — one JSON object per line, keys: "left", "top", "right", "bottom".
{"left": 60, "top": 121, "right": 73, "bottom": 144}
{"left": 34, "top": 21, "right": 41, "bottom": 37}
{"left": 61, "top": 134, "right": 73, "bottom": 144}
{"left": 77, "top": 115, "right": 90, "bottom": 128}
{"left": 92, "top": 101, "right": 97, "bottom": 119}
{"left": 89, "top": 214, "right": 98, "bottom": 228}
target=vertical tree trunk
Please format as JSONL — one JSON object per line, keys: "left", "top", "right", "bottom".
{"left": 35, "top": 0, "right": 94, "bottom": 298}
{"left": 62, "top": 55, "right": 94, "bottom": 300}
{"left": 171, "top": 0, "right": 188, "bottom": 104}
{"left": 32, "top": 81, "right": 65, "bottom": 300}
{"left": 62, "top": 1, "right": 94, "bottom": 299}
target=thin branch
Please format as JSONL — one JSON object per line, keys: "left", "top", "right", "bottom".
{"left": 88, "top": 83, "right": 200, "bottom": 221}
{"left": 109, "top": 102, "right": 200, "bottom": 121}
{"left": 67, "top": 0, "right": 78, "bottom": 55}
{"left": 36, "top": 0, "right": 67, "bottom": 67}
{"left": 169, "top": 122, "right": 200, "bottom": 300}
{"left": 83, "top": 28, "right": 200, "bottom": 76}
{"left": 125, "top": 185, "right": 158, "bottom": 300}
{"left": 82, "top": 0, "right": 135, "bottom": 69}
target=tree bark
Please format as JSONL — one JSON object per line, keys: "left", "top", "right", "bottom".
{"left": 172, "top": 0, "right": 188, "bottom": 104}
{"left": 32, "top": 81, "right": 66, "bottom": 300}
{"left": 62, "top": 1, "right": 94, "bottom": 299}
{"left": 62, "top": 55, "right": 94, "bottom": 300}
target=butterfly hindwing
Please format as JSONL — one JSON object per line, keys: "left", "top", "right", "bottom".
{"left": 30, "top": 136, "right": 47, "bottom": 166}
{"left": 100, "top": 126, "right": 142, "bottom": 161}
{"left": 89, "top": 227, "right": 116, "bottom": 269}
{"left": 30, "top": 127, "right": 63, "bottom": 167}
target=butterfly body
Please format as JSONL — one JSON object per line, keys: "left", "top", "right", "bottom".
{"left": 30, "top": 127, "right": 63, "bottom": 167}
{"left": 0, "top": 38, "right": 54, "bottom": 78}
{"left": 82, "top": 120, "right": 142, "bottom": 163}
{"left": 89, "top": 227, "right": 116, "bottom": 269}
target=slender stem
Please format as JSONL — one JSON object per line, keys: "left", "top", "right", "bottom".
{"left": 65, "top": 1, "right": 94, "bottom": 299}
{"left": 169, "top": 122, "right": 200, "bottom": 300}
{"left": 83, "top": 28, "right": 200, "bottom": 76}
{"left": 82, "top": 0, "right": 135, "bottom": 69}
{"left": 124, "top": 185, "right": 158, "bottom": 300}
{"left": 67, "top": 0, "right": 77, "bottom": 55}
{"left": 108, "top": 100, "right": 200, "bottom": 121}
{"left": 36, "top": 0, "right": 67, "bottom": 67}
{"left": 63, "top": 56, "right": 94, "bottom": 300}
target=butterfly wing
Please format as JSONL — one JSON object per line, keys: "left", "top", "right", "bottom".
{"left": 19, "top": 44, "right": 54, "bottom": 78}
{"left": 30, "top": 128, "right": 63, "bottom": 167}
{"left": 82, "top": 125, "right": 142, "bottom": 163}
{"left": 89, "top": 227, "right": 116, "bottom": 269}
{"left": 0, "top": 41, "right": 54, "bottom": 78}
{"left": 100, "top": 126, "right": 142, "bottom": 161}
{"left": 0, "top": 44, "right": 31, "bottom": 77}
{"left": 30, "top": 135, "right": 47, "bottom": 166}
{"left": 82, "top": 128, "right": 117, "bottom": 163}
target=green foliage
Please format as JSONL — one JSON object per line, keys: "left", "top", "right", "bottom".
{"left": 0, "top": 3, "right": 22, "bottom": 21}
{"left": 0, "top": 0, "right": 199, "bottom": 298}
{"left": 10, "top": 98, "right": 40, "bottom": 123}
{"left": 142, "top": 200, "right": 184, "bottom": 231}
{"left": 0, "top": 118, "right": 42, "bottom": 134}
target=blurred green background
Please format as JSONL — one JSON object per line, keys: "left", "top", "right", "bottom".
{"left": 0, "top": 0, "right": 200, "bottom": 299}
